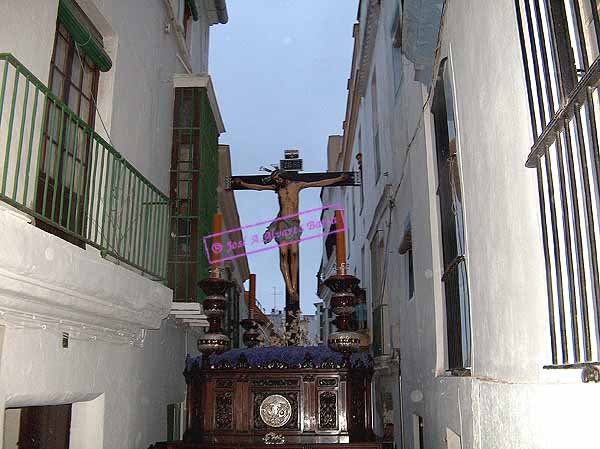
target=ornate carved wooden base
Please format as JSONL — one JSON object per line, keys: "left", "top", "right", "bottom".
{"left": 152, "top": 443, "right": 383, "bottom": 449}
{"left": 174, "top": 347, "right": 375, "bottom": 448}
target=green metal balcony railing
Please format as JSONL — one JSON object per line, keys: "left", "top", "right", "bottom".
{"left": 0, "top": 53, "right": 169, "bottom": 280}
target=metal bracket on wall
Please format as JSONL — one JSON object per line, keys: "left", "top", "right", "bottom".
{"left": 581, "top": 364, "right": 600, "bottom": 383}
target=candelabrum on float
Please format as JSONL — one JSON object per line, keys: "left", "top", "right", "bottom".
{"left": 325, "top": 262, "right": 362, "bottom": 357}
{"left": 197, "top": 266, "right": 233, "bottom": 361}
{"left": 197, "top": 213, "right": 232, "bottom": 363}
{"left": 325, "top": 210, "right": 363, "bottom": 358}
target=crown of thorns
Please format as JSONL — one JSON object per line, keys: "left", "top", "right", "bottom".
{"left": 260, "top": 166, "right": 287, "bottom": 183}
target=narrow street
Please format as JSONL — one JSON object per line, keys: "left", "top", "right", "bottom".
{"left": 0, "top": 1, "right": 599, "bottom": 449}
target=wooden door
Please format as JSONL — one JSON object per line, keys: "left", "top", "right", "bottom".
{"left": 18, "top": 404, "right": 72, "bottom": 449}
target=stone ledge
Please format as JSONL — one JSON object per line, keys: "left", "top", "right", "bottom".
{"left": 0, "top": 209, "right": 172, "bottom": 343}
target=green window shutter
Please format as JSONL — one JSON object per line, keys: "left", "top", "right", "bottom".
{"left": 186, "top": 0, "right": 199, "bottom": 21}
{"left": 57, "top": 0, "right": 112, "bottom": 72}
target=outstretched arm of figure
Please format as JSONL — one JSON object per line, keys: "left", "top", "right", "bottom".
{"left": 298, "top": 173, "right": 349, "bottom": 190}
{"left": 231, "top": 178, "right": 276, "bottom": 191}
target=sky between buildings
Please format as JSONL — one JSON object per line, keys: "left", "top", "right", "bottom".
{"left": 210, "top": 0, "right": 359, "bottom": 314}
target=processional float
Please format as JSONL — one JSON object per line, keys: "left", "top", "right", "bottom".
{"left": 152, "top": 151, "right": 379, "bottom": 449}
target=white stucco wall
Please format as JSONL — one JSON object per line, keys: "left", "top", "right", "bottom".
{"left": 337, "top": 0, "right": 600, "bottom": 448}
{"left": 0, "top": 197, "right": 184, "bottom": 448}
{"left": 340, "top": 0, "right": 422, "bottom": 441}
{"left": 426, "top": 1, "right": 600, "bottom": 447}
{"left": 1, "top": 321, "right": 188, "bottom": 449}
{"left": 0, "top": 0, "right": 222, "bottom": 447}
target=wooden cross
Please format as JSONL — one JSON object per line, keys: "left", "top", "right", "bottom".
{"left": 226, "top": 150, "right": 360, "bottom": 337}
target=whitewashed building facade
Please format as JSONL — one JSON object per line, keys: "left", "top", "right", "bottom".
{"left": 320, "top": 0, "right": 600, "bottom": 448}
{"left": 0, "top": 1, "right": 231, "bottom": 447}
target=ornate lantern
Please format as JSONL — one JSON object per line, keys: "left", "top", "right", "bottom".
{"left": 326, "top": 264, "right": 362, "bottom": 357}
{"left": 240, "top": 318, "right": 261, "bottom": 348}
{"left": 197, "top": 267, "right": 232, "bottom": 360}
{"left": 325, "top": 210, "right": 363, "bottom": 357}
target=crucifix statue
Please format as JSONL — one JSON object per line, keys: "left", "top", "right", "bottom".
{"left": 227, "top": 149, "right": 359, "bottom": 332}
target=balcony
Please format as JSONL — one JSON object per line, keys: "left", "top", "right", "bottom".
{"left": 0, "top": 53, "right": 169, "bottom": 279}
{"left": 0, "top": 53, "right": 171, "bottom": 344}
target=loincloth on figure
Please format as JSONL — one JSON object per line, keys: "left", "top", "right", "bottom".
{"left": 263, "top": 217, "right": 303, "bottom": 244}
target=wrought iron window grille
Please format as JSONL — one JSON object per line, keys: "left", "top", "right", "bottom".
{"left": 432, "top": 58, "right": 471, "bottom": 372}
{"left": 515, "top": 0, "right": 600, "bottom": 371}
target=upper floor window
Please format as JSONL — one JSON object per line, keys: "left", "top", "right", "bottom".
{"left": 356, "top": 245, "right": 368, "bottom": 334}
{"left": 351, "top": 180, "right": 356, "bottom": 240}
{"left": 390, "top": 5, "right": 403, "bottom": 94}
{"left": 169, "top": 86, "right": 217, "bottom": 301}
{"left": 36, "top": 1, "right": 104, "bottom": 246}
{"left": 399, "top": 222, "right": 414, "bottom": 300}
{"left": 50, "top": 23, "right": 100, "bottom": 126}
{"left": 371, "top": 70, "right": 382, "bottom": 182}
{"left": 371, "top": 230, "right": 385, "bottom": 308}
{"left": 432, "top": 58, "right": 471, "bottom": 373}
{"left": 371, "top": 230, "right": 386, "bottom": 356}
{"left": 357, "top": 128, "right": 364, "bottom": 211}
{"left": 361, "top": 243, "right": 366, "bottom": 288}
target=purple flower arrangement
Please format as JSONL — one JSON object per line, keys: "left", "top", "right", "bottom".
{"left": 186, "top": 345, "right": 372, "bottom": 370}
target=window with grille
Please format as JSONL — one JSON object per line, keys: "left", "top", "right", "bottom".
{"left": 357, "top": 129, "right": 364, "bottom": 211}
{"left": 356, "top": 245, "right": 368, "bottom": 331}
{"left": 432, "top": 58, "right": 471, "bottom": 373}
{"left": 351, "top": 180, "right": 356, "bottom": 240}
{"left": 515, "top": 0, "right": 600, "bottom": 367}
{"left": 371, "top": 231, "right": 386, "bottom": 356}
{"left": 371, "top": 231, "right": 385, "bottom": 308}
{"left": 399, "top": 222, "right": 414, "bottom": 300}
{"left": 168, "top": 87, "right": 219, "bottom": 302}
{"left": 371, "top": 70, "right": 382, "bottom": 182}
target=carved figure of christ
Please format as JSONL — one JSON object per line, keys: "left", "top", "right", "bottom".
{"left": 231, "top": 171, "right": 349, "bottom": 303}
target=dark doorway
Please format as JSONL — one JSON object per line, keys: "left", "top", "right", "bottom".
{"left": 17, "top": 404, "right": 72, "bottom": 449}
